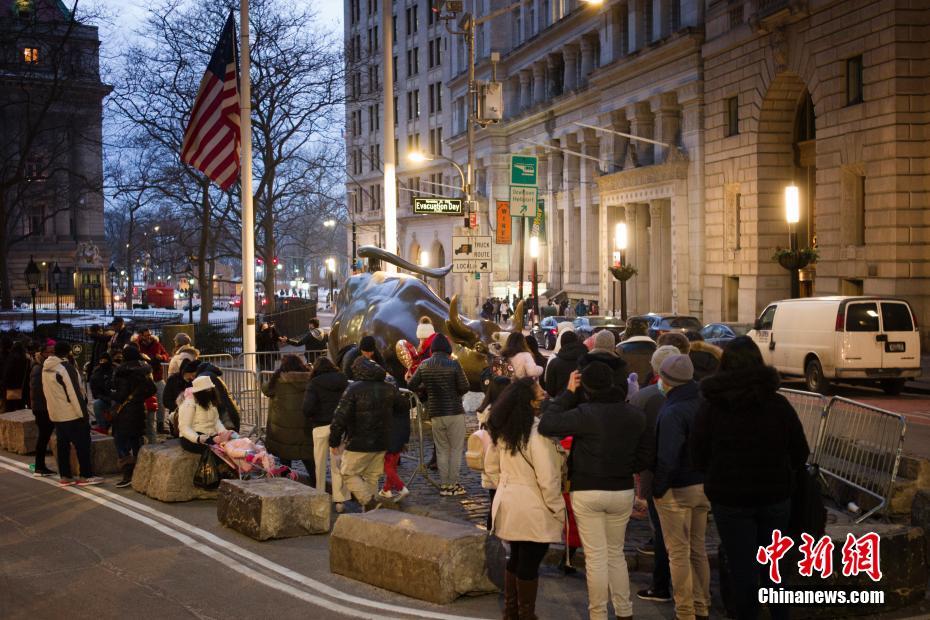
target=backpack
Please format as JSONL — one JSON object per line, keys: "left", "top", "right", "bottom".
{"left": 490, "top": 355, "right": 515, "bottom": 379}
{"left": 466, "top": 428, "right": 492, "bottom": 471}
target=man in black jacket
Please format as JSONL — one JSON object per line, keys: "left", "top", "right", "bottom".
{"left": 287, "top": 318, "right": 328, "bottom": 357}
{"left": 89, "top": 352, "right": 115, "bottom": 433}
{"left": 111, "top": 346, "right": 157, "bottom": 487}
{"left": 407, "top": 334, "right": 468, "bottom": 496}
{"left": 29, "top": 340, "right": 56, "bottom": 476}
{"left": 329, "top": 356, "right": 408, "bottom": 510}
{"left": 340, "top": 336, "right": 385, "bottom": 380}
{"left": 544, "top": 331, "right": 587, "bottom": 397}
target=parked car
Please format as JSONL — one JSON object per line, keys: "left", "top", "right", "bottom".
{"left": 573, "top": 316, "right": 626, "bottom": 342}
{"left": 748, "top": 296, "right": 921, "bottom": 395}
{"left": 530, "top": 315, "right": 567, "bottom": 350}
{"left": 700, "top": 322, "right": 751, "bottom": 347}
{"left": 628, "top": 313, "right": 703, "bottom": 340}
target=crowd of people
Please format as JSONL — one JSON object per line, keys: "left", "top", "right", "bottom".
{"left": 0, "top": 310, "right": 811, "bottom": 620}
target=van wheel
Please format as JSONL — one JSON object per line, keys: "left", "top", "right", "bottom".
{"left": 805, "top": 359, "right": 829, "bottom": 394}
{"left": 880, "top": 379, "right": 906, "bottom": 396}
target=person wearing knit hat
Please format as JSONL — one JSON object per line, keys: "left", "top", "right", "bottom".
{"left": 656, "top": 331, "right": 690, "bottom": 355}
{"left": 416, "top": 316, "right": 435, "bottom": 340}
{"left": 543, "top": 330, "right": 587, "bottom": 397}
{"left": 578, "top": 330, "right": 629, "bottom": 394}
{"left": 408, "top": 317, "right": 438, "bottom": 378}
{"left": 359, "top": 335, "right": 377, "bottom": 354}
{"left": 652, "top": 353, "right": 709, "bottom": 620}
{"left": 539, "top": 362, "right": 652, "bottom": 619}
{"left": 408, "top": 328, "right": 469, "bottom": 497}
{"left": 591, "top": 329, "right": 617, "bottom": 355}
{"left": 173, "top": 332, "right": 192, "bottom": 350}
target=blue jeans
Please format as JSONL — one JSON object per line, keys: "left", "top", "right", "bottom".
{"left": 114, "top": 431, "right": 142, "bottom": 464}
{"left": 93, "top": 399, "right": 111, "bottom": 429}
{"left": 713, "top": 499, "right": 792, "bottom": 620}
{"left": 647, "top": 497, "right": 671, "bottom": 592}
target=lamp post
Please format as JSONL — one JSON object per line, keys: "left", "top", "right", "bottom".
{"left": 326, "top": 257, "right": 336, "bottom": 305}
{"left": 785, "top": 185, "right": 801, "bottom": 299}
{"left": 108, "top": 263, "right": 117, "bottom": 317}
{"left": 24, "top": 256, "right": 40, "bottom": 332}
{"left": 615, "top": 222, "right": 628, "bottom": 321}
{"left": 52, "top": 262, "right": 62, "bottom": 326}
{"left": 529, "top": 235, "right": 539, "bottom": 324}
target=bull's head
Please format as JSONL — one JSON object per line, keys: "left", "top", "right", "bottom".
{"left": 446, "top": 294, "right": 524, "bottom": 390}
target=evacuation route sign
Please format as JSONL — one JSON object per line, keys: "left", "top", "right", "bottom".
{"left": 509, "top": 186, "right": 538, "bottom": 217}
{"left": 452, "top": 235, "right": 492, "bottom": 273}
{"left": 496, "top": 201, "right": 512, "bottom": 245}
{"left": 510, "top": 155, "right": 538, "bottom": 186}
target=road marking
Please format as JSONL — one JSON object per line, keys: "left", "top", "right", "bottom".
{"left": 0, "top": 455, "right": 491, "bottom": 620}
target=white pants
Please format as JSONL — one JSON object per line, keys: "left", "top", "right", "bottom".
{"left": 571, "top": 489, "right": 635, "bottom": 619}
{"left": 312, "top": 425, "right": 347, "bottom": 503}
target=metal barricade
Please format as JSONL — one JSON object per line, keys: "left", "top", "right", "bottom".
{"left": 238, "top": 349, "right": 329, "bottom": 371}
{"left": 778, "top": 388, "right": 828, "bottom": 461}
{"left": 398, "top": 388, "right": 441, "bottom": 490}
{"left": 814, "top": 397, "right": 906, "bottom": 522}
{"left": 216, "top": 367, "right": 263, "bottom": 431}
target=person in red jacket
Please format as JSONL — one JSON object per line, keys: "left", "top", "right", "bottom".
{"left": 135, "top": 328, "right": 170, "bottom": 442}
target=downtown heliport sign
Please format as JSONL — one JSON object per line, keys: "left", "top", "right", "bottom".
{"left": 413, "top": 197, "right": 464, "bottom": 215}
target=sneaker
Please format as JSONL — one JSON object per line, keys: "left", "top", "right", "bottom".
{"left": 334, "top": 502, "right": 345, "bottom": 514}
{"left": 58, "top": 478, "right": 76, "bottom": 486}
{"left": 439, "top": 485, "right": 454, "bottom": 497}
{"left": 395, "top": 486, "right": 410, "bottom": 501}
{"left": 115, "top": 477, "right": 133, "bottom": 489}
{"left": 451, "top": 483, "right": 467, "bottom": 496}
{"left": 76, "top": 476, "right": 104, "bottom": 486}
{"left": 637, "top": 588, "right": 672, "bottom": 603}
{"left": 378, "top": 489, "right": 395, "bottom": 501}
{"left": 33, "top": 467, "right": 55, "bottom": 477}
{"left": 637, "top": 540, "right": 655, "bottom": 555}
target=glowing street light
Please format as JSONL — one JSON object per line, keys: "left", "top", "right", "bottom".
{"left": 323, "top": 219, "right": 336, "bottom": 228}
{"left": 615, "top": 222, "right": 628, "bottom": 251}
{"left": 785, "top": 185, "right": 800, "bottom": 225}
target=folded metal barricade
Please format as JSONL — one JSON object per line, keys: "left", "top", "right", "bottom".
{"left": 397, "top": 388, "right": 441, "bottom": 490}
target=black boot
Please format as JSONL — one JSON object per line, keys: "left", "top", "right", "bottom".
{"left": 115, "top": 464, "right": 134, "bottom": 488}
{"left": 502, "top": 570, "right": 518, "bottom": 620}
{"left": 516, "top": 578, "right": 539, "bottom": 620}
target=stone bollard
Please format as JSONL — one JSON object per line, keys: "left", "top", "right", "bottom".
{"left": 131, "top": 438, "right": 217, "bottom": 501}
{"left": 217, "top": 478, "right": 331, "bottom": 540}
{"left": 911, "top": 489, "right": 930, "bottom": 561}
{"left": 49, "top": 430, "right": 119, "bottom": 475}
{"left": 330, "top": 510, "right": 500, "bottom": 604}
{"left": 0, "top": 410, "right": 38, "bottom": 455}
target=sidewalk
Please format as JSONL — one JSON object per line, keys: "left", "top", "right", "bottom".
{"left": 905, "top": 355, "right": 930, "bottom": 394}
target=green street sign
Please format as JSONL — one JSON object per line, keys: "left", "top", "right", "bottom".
{"left": 510, "top": 155, "right": 538, "bottom": 186}
{"left": 509, "top": 186, "right": 538, "bottom": 217}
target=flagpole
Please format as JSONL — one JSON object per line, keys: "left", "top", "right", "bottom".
{"left": 239, "top": 0, "right": 257, "bottom": 370}
{"left": 381, "top": 0, "right": 396, "bottom": 272}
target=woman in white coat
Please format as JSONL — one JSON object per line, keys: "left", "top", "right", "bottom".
{"left": 485, "top": 378, "right": 565, "bottom": 620}
{"left": 178, "top": 375, "right": 233, "bottom": 453}
{"left": 501, "top": 332, "right": 544, "bottom": 380}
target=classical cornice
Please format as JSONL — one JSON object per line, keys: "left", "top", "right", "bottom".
{"left": 596, "top": 148, "right": 690, "bottom": 193}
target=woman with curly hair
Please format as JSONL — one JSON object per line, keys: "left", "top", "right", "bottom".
{"left": 485, "top": 378, "right": 565, "bottom": 619}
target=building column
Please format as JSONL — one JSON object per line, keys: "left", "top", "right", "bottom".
{"left": 579, "top": 36, "right": 595, "bottom": 86}
{"left": 535, "top": 151, "right": 549, "bottom": 289}
{"left": 562, "top": 135, "right": 580, "bottom": 287}
{"left": 628, "top": 0, "right": 644, "bottom": 52}
{"left": 547, "top": 145, "right": 564, "bottom": 291}
{"left": 670, "top": 187, "right": 690, "bottom": 314}
{"left": 532, "top": 62, "right": 545, "bottom": 105}
{"left": 649, "top": 199, "right": 672, "bottom": 312}
{"left": 652, "top": 92, "right": 681, "bottom": 164}
{"left": 562, "top": 44, "right": 578, "bottom": 92}
{"left": 628, "top": 203, "right": 649, "bottom": 315}
{"left": 680, "top": 87, "right": 705, "bottom": 318}
{"left": 598, "top": 110, "right": 629, "bottom": 173}
{"left": 578, "top": 134, "right": 599, "bottom": 287}
{"left": 628, "top": 101, "right": 655, "bottom": 166}
{"left": 546, "top": 54, "right": 561, "bottom": 98}
{"left": 519, "top": 70, "right": 532, "bottom": 110}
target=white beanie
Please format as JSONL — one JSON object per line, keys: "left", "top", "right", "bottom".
{"left": 416, "top": 322, "right": 435, "bottom": 340}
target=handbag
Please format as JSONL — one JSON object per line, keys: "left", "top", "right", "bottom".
{"left": 193, "top": 448, "right": 223, "bottom": 490}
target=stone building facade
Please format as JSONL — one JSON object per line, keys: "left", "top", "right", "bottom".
{"left": 0, "top": 0, "right": 109, "bottom": 304}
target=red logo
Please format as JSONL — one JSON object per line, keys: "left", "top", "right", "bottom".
{"left": 757, "top": 530, "right": 882, "bottom": 582}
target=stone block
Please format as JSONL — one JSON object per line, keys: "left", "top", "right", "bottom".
{"left": 131, "top": 438, "right": 217, "bottom": 502}
{"left": 719, "top": 523, "right": 926, "bottom": 618}
{"left": 911, "top": 489, "right": 930, "bottom": 561}
{"left": 217, "top": 478, "right": 330, "bottom": 540}
{"left": 49, "top": 431, "right": 119, "bottom": 475}
{"left": 329, "top": 510, "right": 500, "bottom": 604}
{"left": 0, "top": 409, "right": 38, "bottom": 455}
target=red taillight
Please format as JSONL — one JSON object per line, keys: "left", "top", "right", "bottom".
{"left": 835, "top": 311, "right": 844, "bottom": 331}
{"left": 549, "top": 329, "right": 556, "bottom": 335}
{"left": 913, "top": 310, "right": 919, "bottom": 330}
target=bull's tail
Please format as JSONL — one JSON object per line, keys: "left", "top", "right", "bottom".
{"left": 358, "top": 245, "right": 453, "bottom": 278}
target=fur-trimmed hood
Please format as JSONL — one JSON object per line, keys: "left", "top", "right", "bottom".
{"left": 689, "top": 340, "right": 722, "bottom": 360}
{"left": 700, "top": 364, "right": 781, "bottom": 407}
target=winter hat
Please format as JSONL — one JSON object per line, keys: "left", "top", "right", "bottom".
{"left": 657, "top": 331, "right": 691, "bottom": 354}
{"left": 174, "top": 333, "right": 192, "bottom": 347}
{"left": 44, "top": 338, "right": 56, "bottom": 350}
{"left": 122, "top": 345, "right": 142, "bottom": 362}
{"left": 430, "top": 333, "right": 452, "bottom": 354}
{"left": 191, "top": 375, "right": 215, "bottom": 393}
{"left": 560, "top": 331, "right": 579, "bottom": 347}
{"left": 651, "top": 345, "right": 682, "bottom": 373}
{"left": 592, "top": 329, "right": 616, "bottom": 353}
{"left": 359, "top": 335, "right": 377, "bottom": 353}
{"left": 416, "top": 317, "right": 435, "bottom": 340}
{"left": 659, "top": 354, "right": 694, "bottom": 388}
{"left": 581, "top": 361, "right": 614, "bottom": 395}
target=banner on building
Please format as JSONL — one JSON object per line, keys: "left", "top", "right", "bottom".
{"left": 496, "top": 201, "right": 512, "bottom": 244}
{"left": 531, "top": 199, "right": 545, "bottom": 242}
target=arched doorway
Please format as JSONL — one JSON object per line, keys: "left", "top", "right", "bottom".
{"left": 794, "top": 91, "right": 816, "bottom": 296}
{"left": 432, "top": 241, "right": 446, "bottom": 298}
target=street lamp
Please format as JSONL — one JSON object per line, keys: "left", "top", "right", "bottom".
{"left": 107, "top": 263, "right": 117, "bottom": 316}
{"left": 407, "top": 151, "right": 468, "bottom": 195}
{"left": 52, "top": 262, "right": 62, "bottom": 327}
{"left": 419, "top": 250, "right": 430, "bottom": 283}
{"left": 615, "top": 222, "right": 628, "bottom": 320}
{"left": 785, "top": 184, "right": 801, "bottom": 298}
{"left": 24, "top": 256, "right": 40, "bottom": 332}
{"left": 528, "top": 236, "right": 540, "bottom": 324}
{"left": 323, "top": 219, "right": 336, "bottom": 228}
{"left": 326, "top": 257, "right": 336, "bottom": 305}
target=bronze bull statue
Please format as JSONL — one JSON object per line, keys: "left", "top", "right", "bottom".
{"left": 328, "top": 246, "right": 523, "bottom": 390}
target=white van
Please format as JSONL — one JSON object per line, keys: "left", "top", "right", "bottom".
{"left": 748, "top": 296, "right": 921, "bottom": 394}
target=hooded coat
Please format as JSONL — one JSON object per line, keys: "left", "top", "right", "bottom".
{"left": 407, "top": 351, "right": 469, "bottom": 418}
{"left": 135, "top": 335, "right": 169, "bottom": 381}
{"left": 689, "top": 340, "right": 723, "bottom": 381}
{"left": 329, "top": 358, "right": 409, "bottom": 452}
{"left": 544, "top": 337, "right": 588, "bottom": 397}
{"left": 195, "top": 362, "right": 241, "bottom": 431}
{"left": 111, "top": 360, "right": 157, "bottom": 436}
{"left": 42, "top": 356, "right": 87, "bottom": 423}
{"left": 578, "top": 350, "right": 629, "bottom": 392}
{"left": 302, "top": 367, "right": 349, "bottom": 427}
{"left": 692, "top": 365, "right": 810, "bottom": 507}
{"left": 167, "top": 344, "right": 199, "bottom": 376}
{"left": 262, "top": 371, "right": 314, "bottom": 460}
{"left": 617, "top": 336, "right": 657, "bottom": 387}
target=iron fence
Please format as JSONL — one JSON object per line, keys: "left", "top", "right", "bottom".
{"left": 777, "top": 388, "right": 829, "bottom": 460}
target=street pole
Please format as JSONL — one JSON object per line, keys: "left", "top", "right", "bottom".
{"left": 382, "top": 0, "right": 397, "bottom": 271}
{"left": 517, "top": 217, "right": 525, "bottom": 299}
{"left": 619, "top": 249, "right": 628, "bottom": 321}
{"left": 55, "top": 282, "right": 60, "bottom": 326}
{"left": 240, "top": 0, "right": 257, "bottom": 368}
{"left": 30, "top": 288, "right": 37, "bottom": 332}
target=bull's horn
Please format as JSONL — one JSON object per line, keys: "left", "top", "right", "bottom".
{"left": 512, "top": 299, "right": 525, "bottom": 333}
{"left": 446, "top": 294, "right": 479, "bottom": 345}
{"left": 358, "top": 245, "right": 452, "bottom": 278}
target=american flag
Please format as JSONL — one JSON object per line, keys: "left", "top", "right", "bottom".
{"left": 181, "top": 13, "right": 241, "bottom": 190}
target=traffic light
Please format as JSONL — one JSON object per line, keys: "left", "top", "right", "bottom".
{"left": 272, "top": 257, "right": 278, "bottom": 266}
{"left": 256, "top": 257, "right": 264, "bottom": 266}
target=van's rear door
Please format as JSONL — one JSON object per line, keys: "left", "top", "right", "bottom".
{"left": 879, "top": 301, "right": 920, "bottom": 368}
{"left": 842, "top": 302, "right": 882, "bottom": 369}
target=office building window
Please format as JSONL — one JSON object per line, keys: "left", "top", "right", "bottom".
{"left": 726, "top": 96, "right": 739, "bottom": 136}
{"left": 846, "top": 55, "right": 863, "bottom": 106}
